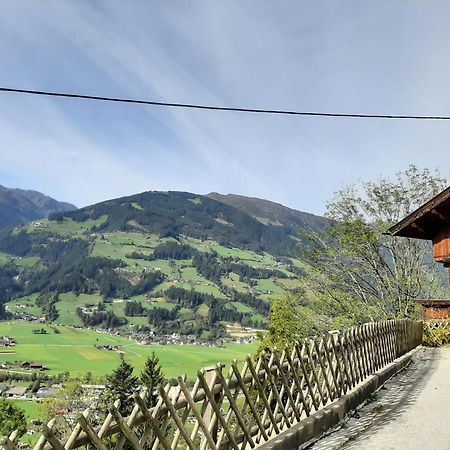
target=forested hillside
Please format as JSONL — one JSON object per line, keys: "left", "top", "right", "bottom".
{"left": 50, "top": 191, "right": 299, "bottom": 255}
{"left": 207, "top": 192, "right": 328, "bottom": 233}
{"left": 0, "top": 190, "right": 323, "bottom": 339}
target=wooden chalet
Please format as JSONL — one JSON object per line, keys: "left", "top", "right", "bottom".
{"left": 388, "top": 185, "right": 450, "bottom": 319}
{"left": 388, "top": 186, "right": 450, "bottom": 267}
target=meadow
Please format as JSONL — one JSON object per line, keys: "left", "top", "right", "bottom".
{"left": 9, "top": 399, "right": 43, "bottom": 421}
{"left": 0, "top": 321, "right": 257, "bottom": 379}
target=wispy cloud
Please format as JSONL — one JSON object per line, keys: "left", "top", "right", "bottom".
{"left": 0, "top": 1, "right": 449, "bottom": 212}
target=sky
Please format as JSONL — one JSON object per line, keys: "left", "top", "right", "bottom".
{"left": 0, "top": 1, "right": 449, "bottom": 215}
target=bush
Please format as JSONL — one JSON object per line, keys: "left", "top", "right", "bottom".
{"left": 422, "top": 325, "right": 450, "bottom": 347}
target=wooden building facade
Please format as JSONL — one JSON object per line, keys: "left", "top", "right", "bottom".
{"left": 388, "top": 186, "right": 450, "bottom": 319}
{"left": 388, "top": 186, "right": 450, "bottom": 267}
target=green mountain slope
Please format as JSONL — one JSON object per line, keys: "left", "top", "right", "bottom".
{"left": 50, "top": 191, "right": 297, "bottom": 255}
{"left": 0, "top": 190, "right": 320, "bottom": 339}
{"left": 0, "top": 185, "right": 76, "bottom": 230}
{"left": 207, "top": 192, "right": 328, "bottom": 232}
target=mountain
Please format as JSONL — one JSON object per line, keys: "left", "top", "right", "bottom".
{"left": 50, "top": 191, "right": 300, "bottom": 256}
{"left": 207, "top": 193, "right": 329, "bottom": 233}
{"left": 0, "top": 185, "right": 76, "bottom": 230}
{"left": 0, "top": 190, "right": 325, "bottom": 339}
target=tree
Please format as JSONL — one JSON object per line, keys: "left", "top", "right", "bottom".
{"left": 140, "top": 353, "right": 165, "bottom": 408}
{"left": 301, "top": 166, "right": 448, "bottom": 323}
{"left": 42, "top": 381, "right": 85, "bottom": 439}
{"left": 30, "top": 379, "right": 41, "bottom": 393}
{"left": 0, "top": 399, "right": 27, "bottom": 438}
{"left": 0, "top": 303, "right": 7, "bottom": 320}
{"left": 101, "top": 358, "right": 138, "bottom": 416}
{"left": 257, "top": 294, "right": 320, "bottom": 354}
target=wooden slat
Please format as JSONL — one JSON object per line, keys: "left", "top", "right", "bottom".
{"left": 231, "top": 360, "right": 269, "bottom": 442}
{"left": 197, "top": 371, "right": 240, "bottom": 450}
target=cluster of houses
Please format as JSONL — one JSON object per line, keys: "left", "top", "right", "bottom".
{"left": 94, "top": 344, "right": 122, "bottom": 351}
{"left": 0, "top": 385, "right": 57, "bottom": 399}
{"left": 21, "top": 361, "right": 47, "bottom": 371}
{"left": 125, "top": 330, "right": 228, "bottom": 347}
{"left": 79, "top": 305, "right": 99, "bottom": 314}
{"left": 5, "top": 308, "right": 44, "bottom": 322}
{"left": 0, "top": 336, "right": 16, "bottom": 346}
{"left": 94, "top": 325, "right": 255, "bottom": 347}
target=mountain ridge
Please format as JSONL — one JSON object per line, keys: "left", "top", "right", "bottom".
{"left": 50, "top": 190, "right": 308, "bottom": 256}
{"left": 0, "top": 185, "right": 76, "bottom": 230}
{"left": 0, "top": 189, "right": 325, "bottom": 337}
{"left": 206, "top": 192, "right": 328, "bottom": 232}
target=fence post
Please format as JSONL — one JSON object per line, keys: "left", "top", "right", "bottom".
{"left": 202, "top": 366, "right": 222, "bottom": 448}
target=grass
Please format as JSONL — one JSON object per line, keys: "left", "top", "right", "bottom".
{"left": 91, "top": 233, "right": 165, "bottom": 267}
{"left": 249, "top": 313, "right": 269, "bottom": 325}
{"left": 0, "top": 321, "right": 258, "bottom": 379}
{"left": 0, "top": 252, "right": 40, "bottom": 268}
{"left": 91, "top": 239, "right": 136, "bottom": 262}
{"left": 255, "top": 279, "right": 286, "bottom": 296}
{"left": 190, "top": 283, "right": 225, "bottom": 298}
{"left": 5, "top": 294, "right": 42, "bottom": 316}
{"left": 277, "top": 278, "right": 303, "bottom": 290}
{"left": 6, "top": 399, "right": 45, "bottom": 445}
{"left": 54, "top": 294, "right": 178, "bottom": 328}
{"left": 152, "top": 279, "right": 225, "bottom": 298}
{"left": 179, "top": 267, "right": 205, "bottom": 282}
{"left": 28, "top": 216, "right": 108, "bottom": 236}
{"left": 105, "top": 232, "right": 161, "bottom": 247}
{"left": 221, "top": 273, "right": 250, "bottom": 292}
{"left": 103, "top": 302, "right": 149, "bottom": 327}
{"left": 131, "top": 202, "right": 143, "bottom": 210}
{"left": 9, "top": 399, "right": 44, "bottom": 422}
{"left": 146, "top": 300, "right": 178, "bottom": 310}
{"left": 0, "top": 252, "right": 9, "bottom": 266}
{"left": 197, "top": 303, "right": 210, "bottom": 317}
{"left": 55, "top": 293, "right": 103, "bottom": 326}
{"left": 231, "top": 302, "right": 253, "bottom": 313}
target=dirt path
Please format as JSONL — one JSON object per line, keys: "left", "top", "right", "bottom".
{"left": 310, "top": 347, "right": 449, "bottom": 450}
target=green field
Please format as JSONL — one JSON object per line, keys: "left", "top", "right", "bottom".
{"left": 231, "top": 302, "right": 253, "bottom": 313}
{"left": 0, "top": 322, "right": 257, "bottom": 379}
{"left": 26, "top": 216, "right": 108, "bottom": 236}
{"left": 9, "top": 399, "right": 44, "bottom": 421}
{"left": 255, "top": 279, "right": 287, "bottom": 300}
{"left": 6, "top": 294, "right": 42, "bottom": 316}
{"left": 0, "top": 252, "right": 40, "bottom": 269}
{"left": 222, "top": 273, "right": 250, "bottom": 292}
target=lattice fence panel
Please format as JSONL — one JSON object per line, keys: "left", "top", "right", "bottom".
{"left": 0, "top": 320, "right": 422, "bottom": 450}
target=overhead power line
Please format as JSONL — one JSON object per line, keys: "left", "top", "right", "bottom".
{"left": 1, "top": 86, "right": 450, "bottom": 120}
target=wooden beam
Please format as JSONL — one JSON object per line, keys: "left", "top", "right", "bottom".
{"left": 411, "top": 222, "right": 427, "bottom": 235}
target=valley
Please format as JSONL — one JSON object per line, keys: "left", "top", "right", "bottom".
{"left": 0, "top": 191, "right": 324, "bottom": 342}
{"left": 0, "top": 321, "right": 257, "bottom": 378}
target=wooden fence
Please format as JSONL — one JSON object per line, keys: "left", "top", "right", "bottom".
{"left": 1, "top": 320, "right": 422, "bottom": 450}
{"left": 423, "top": 319, "right": 450, "bottom": 332}
{"left": 422, "top": 319, "right": 450, "bottom": 346}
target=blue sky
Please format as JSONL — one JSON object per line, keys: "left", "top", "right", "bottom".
{"left": 0, "top": 1, "right": 449, "bottom": 214}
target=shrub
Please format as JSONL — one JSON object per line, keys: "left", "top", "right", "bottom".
{"left": 422, "top": 324, "right": 450, "bottom": 347}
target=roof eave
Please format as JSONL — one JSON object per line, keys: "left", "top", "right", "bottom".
{"left": 387, "top": 186, "right": 450, "bottom": 239}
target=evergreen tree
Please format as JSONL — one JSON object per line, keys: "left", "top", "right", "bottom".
{"left": 101, "top": 358, "right": 139, "bottom": 416}
{"left": 0, "top": 302, "right": 6, "bottom": 320}
{"left": 140, "top": 352, "right": 165, "bottom": 408}
{"left": 0, "top": 399, "right": 27, "bottom": 438}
